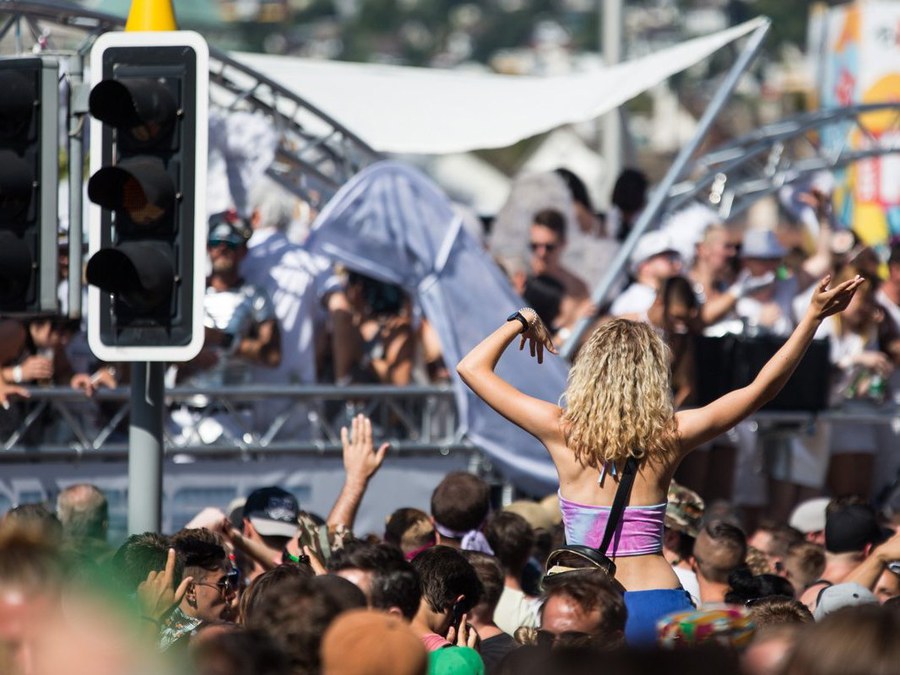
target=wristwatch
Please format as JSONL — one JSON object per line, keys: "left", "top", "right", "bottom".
{"left": 506, "top": 310, "right": 530, "bottom": 334}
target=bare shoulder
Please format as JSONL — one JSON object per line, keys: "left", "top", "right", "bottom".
{"left": 543, "top": 414, "right": 578, "bottom": 472}
{"left": 672, "top": 408, "right": 707, "bottom": 456}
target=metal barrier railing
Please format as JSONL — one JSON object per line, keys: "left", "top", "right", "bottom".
{"left": 0, "top": 384, "right": 469, "bottom": 460}
{"left": 3, "top": 384, "right": 899, "bottom": 461}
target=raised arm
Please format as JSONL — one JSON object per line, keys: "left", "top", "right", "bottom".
{"left": 676, "top": 274, "right": 865, "bottom": 452}
{"left": 456, "top": 308, "right": 563, "bottom": 444}
{"left": 326, "top": 414, "right": 388, "bottom": 531}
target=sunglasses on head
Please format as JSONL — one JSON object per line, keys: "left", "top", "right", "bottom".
{"left": 530, "top": 242, "right": 558, "bottom": 253}
{"left": 209, "top": 239, "right": 239, "bottom": 250}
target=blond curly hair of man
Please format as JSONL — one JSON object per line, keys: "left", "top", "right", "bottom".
{"left": 562, "top": 318, "right": 678, "bottom": 467}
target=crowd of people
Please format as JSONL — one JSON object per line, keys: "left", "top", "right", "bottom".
{"left": 3, "top": 164, "right": 900, "bottom": 672}
{"left": 3, "top": 166, "right": 900, "bottom": 510}
{"left": 3, "top": 418, "right": 900, "bottom": 675}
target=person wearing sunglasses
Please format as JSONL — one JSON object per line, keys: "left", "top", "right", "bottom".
{"left": 173, "top": 214, "right": 281, "bottom": 440}
{"left": 538, "top": 570, "right": 626, "bottom": 651}
{"left": 200, "top": 214, "right": 280, "bottom": 373}
{"left": 609, "top": 229, "right": 683, "bottom": 319}
{"left": 164, "top": 529, "right": 239, "bottom": 650}
{"left": 527, "top": 208, "right": 593, "bottom": 339}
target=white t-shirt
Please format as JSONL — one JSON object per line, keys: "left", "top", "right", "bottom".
{"left": 609, "top": 282, "right": 656, "bottom": 317}
{"left": 493, "top": 587, "right": 539, "bottom": 636}
{"left": 673, "top": 566, "right": 700, "bottom": 607}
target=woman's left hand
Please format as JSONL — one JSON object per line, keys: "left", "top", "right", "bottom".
{"left": 807, "top": 274, "right": 865, "bottom": 321}
{"left": 517, "top": 309, "right": 558, "bottom": 364}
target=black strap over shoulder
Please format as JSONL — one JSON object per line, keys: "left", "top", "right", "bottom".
{"left": 597, "top": 456, "right": 639, "bottom": 556}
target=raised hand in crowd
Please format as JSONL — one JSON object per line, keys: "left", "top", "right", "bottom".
{"left": 806, "top": 274, "right": 865, "bottom": 321}
{"left": 326, "top": 413, "right": 389, "bottom": 531}
{"left": 341, "top": 413, "right": 390, "bottom": 485}
{"left": 516, "top": 307, "right": 557, "bottom": 364}
{"left": 137, "top": 547, "right": 192, "bottom": 626}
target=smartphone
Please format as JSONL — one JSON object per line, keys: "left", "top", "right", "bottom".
{"left": 450, "top": 600, "right": 466, "bottom": 630}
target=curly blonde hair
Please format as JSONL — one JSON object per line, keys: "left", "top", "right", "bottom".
{"left": 562, "top": 319, "right": 678, "bottom": 467}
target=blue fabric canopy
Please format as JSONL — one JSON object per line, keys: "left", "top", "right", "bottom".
{"left": 306, "top": 161, "right": 568, "bottom": 494}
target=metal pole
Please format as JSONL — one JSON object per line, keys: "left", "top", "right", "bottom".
{"left": 127, "top": 361, "right": 165, "bottom": 533}
{"left": 67, "top": 53, "right": 84, "bottom": 319}
{"left": 561, "top": 19, "right": 771, "bottom": 360}
{"left": 602, "top": 0, "right": 623, "bottom": 191}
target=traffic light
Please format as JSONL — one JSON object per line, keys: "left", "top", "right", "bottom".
{"left": 0, "top": 57, "right": 59, "bottom": 315}
{"left": 86, "top": 31, "right": 208, "bottom": 362}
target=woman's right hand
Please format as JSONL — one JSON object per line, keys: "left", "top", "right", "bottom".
{"left": 517, "top": 308, "right": 557, "bottom": 364}
{"left": 854, "top": 350, "right": 894, "bottom": 376}
{"left": 807, "top": 274, "right": 865, "bottom": 321}
{"left": 20, "top": 355, "right": 53, "bottom": 382}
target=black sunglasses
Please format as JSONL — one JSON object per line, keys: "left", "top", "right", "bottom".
{"left": 209, "top": 239, "right": 239, "bottom": 250}
{"left": 195, "top": 568, "right": 241, "bottom": 597}
{"left": 530, "top": 242, "right": 558, "bottom": 253}
{"left": 535, "top": 628, "right": 594, "bottom": 648}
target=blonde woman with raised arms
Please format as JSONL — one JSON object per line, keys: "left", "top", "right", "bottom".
{"left": 457, "top": 273, "right": 864, "bottom": 643}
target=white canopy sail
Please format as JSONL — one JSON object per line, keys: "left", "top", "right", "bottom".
{"left": 233, "top": 17, "right": 765, "bottom": 154}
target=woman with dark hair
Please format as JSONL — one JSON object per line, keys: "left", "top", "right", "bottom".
{"left": 344, "top": 272, "right": 414, "bottom": 386}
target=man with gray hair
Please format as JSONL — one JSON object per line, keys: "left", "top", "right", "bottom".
{"left": 56, "top": 483, "right": 108, "bottom": 546}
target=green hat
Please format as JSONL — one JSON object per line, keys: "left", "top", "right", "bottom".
{"left": 428, "top": 647, "right": 484, "bottom": 675}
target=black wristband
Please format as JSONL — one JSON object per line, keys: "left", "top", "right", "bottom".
{"left": 506, "top": 310, "right": 529, "bottom": 334}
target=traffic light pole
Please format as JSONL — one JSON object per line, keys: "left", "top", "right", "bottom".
{"left": 127, "top": 361, "right": 165, "bottom": 534}
{"left": 67, "top": 53, "right": 84, "bottom": 320}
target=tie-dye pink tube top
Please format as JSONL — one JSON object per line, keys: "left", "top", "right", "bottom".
{"left": 557, "top": 491, "right": 666, "bottom": 556}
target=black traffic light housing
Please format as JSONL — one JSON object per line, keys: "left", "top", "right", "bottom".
{"left": 0, "top": 57, "right": 59, "bottom": 315}
{"left": 86, "top": 31, "right": 208, "bottom": 362}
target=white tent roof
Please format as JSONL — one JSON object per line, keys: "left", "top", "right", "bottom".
{"left": 232, "top": 17, "right": 765, "bottom": 155}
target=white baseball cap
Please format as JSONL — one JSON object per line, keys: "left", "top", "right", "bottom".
{"left": 629, "top": 230, "right": 679, "bottom": 275}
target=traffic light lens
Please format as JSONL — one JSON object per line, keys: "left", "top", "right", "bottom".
{"left": 86, "top": 242, "right": 174, "bottom": 313}
{"left": 89, "top": 78, "right": 176, "bottom": 149}
{"left": 0, "top": 231, "right": 33, "bottom": 306}
{"left": 87, "top": 157, "right": 175, "bottom": 230}
{"left": 122, "top": 176, "right": 166, "bottom": 224}
{"left": 0, "top": 151, "right": 33, "bottom": 223}
{"left": 0, "top": 71, "right": 35, "bottom": 140}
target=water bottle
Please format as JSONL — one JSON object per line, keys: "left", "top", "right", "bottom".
{"left": 868, "top": 373, "right": 886, "bottom": 404}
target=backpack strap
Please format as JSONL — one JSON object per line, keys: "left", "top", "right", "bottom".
{"left": 598, "top": 456, "right": 639, "bottom": 556}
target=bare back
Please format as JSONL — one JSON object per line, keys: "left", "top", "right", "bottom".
{"left": 546, "top": 415, "right": 683, "bottom": 591}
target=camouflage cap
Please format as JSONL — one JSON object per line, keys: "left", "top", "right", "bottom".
{"left": 665, "top": 481, "right": 705, "bottom": 537}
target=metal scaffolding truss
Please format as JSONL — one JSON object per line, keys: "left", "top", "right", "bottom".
{"left": 0, "top": 0, "right": 381, "bottom": 203}
{"left": 208, "top": 49, "right": 381, "bottom": 204}
{"left": 668, "top": 103, "right": 900, "bottom": 220}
